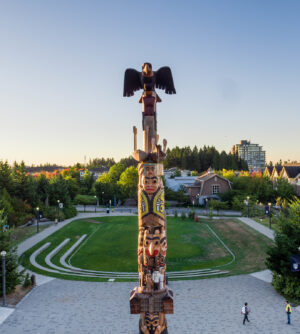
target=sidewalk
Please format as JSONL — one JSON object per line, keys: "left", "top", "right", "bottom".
{"left": 238, "top": 217, "right": 275, "bottom": 241}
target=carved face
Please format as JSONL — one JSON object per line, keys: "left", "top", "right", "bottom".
{"left": 144, "top": 230, "right": 161, "bottom": 257}
{"left": 143, "top": 175, "right": 159, "bottom": 194}
{"left": 144, "top": 313, "right": 161, "bottom": 333}
{"left": 144, "top": 164, "right": 156, "bottom": 177}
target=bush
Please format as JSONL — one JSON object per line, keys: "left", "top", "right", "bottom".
{"left": 188, "top": 210, "right": 195, "bottom": 220}
{"left": 232, "top": 197, "right": 244, "bottom": 211}
{"left": 22, "top": 273, "right": 32, "bottom": 288}
{"left": 181, "top": 212, "right": 186, "bottom": 220}
{"left": 42, "top": 206, "right": 58, "bottom": 220}
{"left": 63, "top": 205, "right": 77, "bottom": 219}
{"left": 74, "top": 194, "right": 96, "bottom": 206}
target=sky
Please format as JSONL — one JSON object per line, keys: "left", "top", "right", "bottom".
{"left": 0, "top": 0, "right": 299, "bottom": 166}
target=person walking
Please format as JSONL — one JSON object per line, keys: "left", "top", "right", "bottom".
{"left": 241, "top": 302, "right": 250, "bottom": 325}
{"left": 286, "top": 301, "right": 292, "bottom": 325}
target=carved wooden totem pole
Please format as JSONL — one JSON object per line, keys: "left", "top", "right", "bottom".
{"left": 124, "top": 63, "right": 176, "bottom": 334}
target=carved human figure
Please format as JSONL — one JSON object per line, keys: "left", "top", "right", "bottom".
{"left": 145, "top": 271, "right": 153, "bottom": 293}
{"left": 138, "top": 163, "right": 165, "bottom": 229}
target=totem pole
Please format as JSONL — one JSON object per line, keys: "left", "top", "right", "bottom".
{"left": 123, "top": 63, "right": 176, "bottom": 334}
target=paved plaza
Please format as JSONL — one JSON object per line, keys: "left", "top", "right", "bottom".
{"left": 0, "top": 274, "right": 299, "bottom": 334}
{"left": 0, "top": 213, "right": 299, "bottom": 333}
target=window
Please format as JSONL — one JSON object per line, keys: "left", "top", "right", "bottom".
{"left": 212, "top": 184, "right": 220, "bottom": 194}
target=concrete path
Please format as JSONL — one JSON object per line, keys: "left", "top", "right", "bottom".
{"left": 1, "top": 275, "right": 299, "bottom": 334}
{"left": 238, "top": 217, "right": 275, "bottom": 241}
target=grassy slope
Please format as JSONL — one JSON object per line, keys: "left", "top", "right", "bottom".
{"left": 20, "top": 216, "right": 274, "bottom": 281}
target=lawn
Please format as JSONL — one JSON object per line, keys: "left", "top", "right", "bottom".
{"left": 20, "top": 216, "right": 273, "bottom": 281}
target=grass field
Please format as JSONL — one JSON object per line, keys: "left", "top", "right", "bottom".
{"left": 20, "top": 216, "right": 273, "bottom": 281}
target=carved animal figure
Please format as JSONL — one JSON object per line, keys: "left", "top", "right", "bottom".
{"left": 124, "top": 63, "right": 176, "bottom": 97}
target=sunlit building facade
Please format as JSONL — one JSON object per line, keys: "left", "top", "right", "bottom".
{"left": 231, "top": 140, "right": 266, "bottom": 172}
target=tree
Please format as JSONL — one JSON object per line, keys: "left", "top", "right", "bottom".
{"left": 95, "top": 173, "right": 118, "bottom": 204}
{"left": 107, "top": 163, "right": 126, "bottom": 182}
{"left": 36, "top": 174, "right": 50, "bottom": 206}
{"left": 275, "top": 178, "right": 296, "bottom": 201}
{"left": 80, "top": 170, "right": 94, "bottom": 195}
{"left": 49, "top": 175, "right": 71, "bottom": 205}
{"left": 0, "top": 161, "right": 12, "bottom": 193}
{"left": 118, "top": 166, "right": 138, "bottom": 200}
{"left": 119, "top": 156, "right": 138, "bottom": 168}
{"left": 266, "top": 198, "right": 300, "bottom": 299}
{"left": 0, "top": 210, "right": 22, "bottom": 296}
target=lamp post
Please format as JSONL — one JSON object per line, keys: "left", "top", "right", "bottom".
{"left": 36, "top": 207, "right": 40, "bottom": 233}
{"left": 94, "top": 196, "right": 97, "bottom": 213}
{"left": 102, "top": 191, "right": 104, "bottom": 205}
{"left": 268, "top": 202, "right": 272, "bottom": 229}
{"left": 1, "top": 250, "right": 7, "bottom": 307}
{"left": 57, "top": 200, "right": 60, "bottom": 222}
{"left": 246, "top": 196, "right": 250, "bottom": 217}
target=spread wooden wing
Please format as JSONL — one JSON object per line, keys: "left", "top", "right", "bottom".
{"left": 155, "top": 67, "right": 176, "bottom": 95}
{"left": 123, "top": 69, "right": 143, "bottom": 97}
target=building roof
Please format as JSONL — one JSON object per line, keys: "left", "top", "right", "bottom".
{"left": 186, "top": 168, "right": 232, "bottom": 189}
{"left": 275, "top": 165, "right": 283, "bottom": 174}
{"left": 265, "top": 166, "right": 273, "bottom": 175}
{"left": 282, "top": 166, "right": 300, "bottom": 179}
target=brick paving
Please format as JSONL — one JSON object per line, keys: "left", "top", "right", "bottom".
{"left": 1, "top": 275, "right": 299, "bottom": 334}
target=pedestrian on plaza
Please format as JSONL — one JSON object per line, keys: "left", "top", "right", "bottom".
{"left": 241, "top": 302, "right": 250, "bottom": 325}
{"left": 286, "top": 300, "right": 292, "bottom": 325}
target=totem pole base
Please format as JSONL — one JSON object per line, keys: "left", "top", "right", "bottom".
{"left": 139, "top": 324, "right": 168, "bottom": 334}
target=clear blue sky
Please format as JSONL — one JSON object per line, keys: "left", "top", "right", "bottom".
{"left": 0, "top": 0, "right": 299, "bottom": 165}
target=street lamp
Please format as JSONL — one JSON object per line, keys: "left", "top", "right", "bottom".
{"left": 246, "top": 196, "right": 250, "bottom": 217}
{"left": 1, "top": 250, "right": 7, "bottom": 307}
{"left": 102, "top": 191, "right": 104, "bottom": 205}
{"left": 36, "top": 207, "right": 40, "bottom": 233}
{"left": 94, "top": 196, "right": 97, "bottom": 213}
{"left": 57, "top": 200, "right": 60, "bottom": 222}
{"left": 268, "top": 202, "right": 272, "bottom": 228}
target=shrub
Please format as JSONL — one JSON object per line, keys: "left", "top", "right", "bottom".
{"left": 181, "top": 212, "right": 186, "bottom": 220}
{"left": 63, "top": 205, "right": 77, "bottom": 219}
{"left": 22, "top": 273, "right": 32, "bottom": 288}
{"left": 42, "top": 206, "right": 58, "bottom": 221}
{"left": 74, "top": 194, "right": 96, "bottom": 206}
{"left": 188, "top": 210, "right": 195, "bottom": 220}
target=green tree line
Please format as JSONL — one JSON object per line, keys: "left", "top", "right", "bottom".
{"left": 163, "top": 145, "right": 248, "bottom": 172}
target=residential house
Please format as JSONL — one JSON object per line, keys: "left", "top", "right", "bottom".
{"left": 263, "top": 166, "right": 273, "bottom": 178}
{"left": 186, "top": 167, "right": 231, "bottom": 205}
{"left": 271, "top": 165, "right": 283, "bottom": 180}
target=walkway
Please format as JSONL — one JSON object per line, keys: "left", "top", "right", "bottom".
{"left": 238, "top": 217, "right": 275, "bottom": 241}
{"left": 1, "top": 275, "right": 299, "bottom": 334}
{"left": 0, "top": 212, "right": 290, "bottom": 333}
